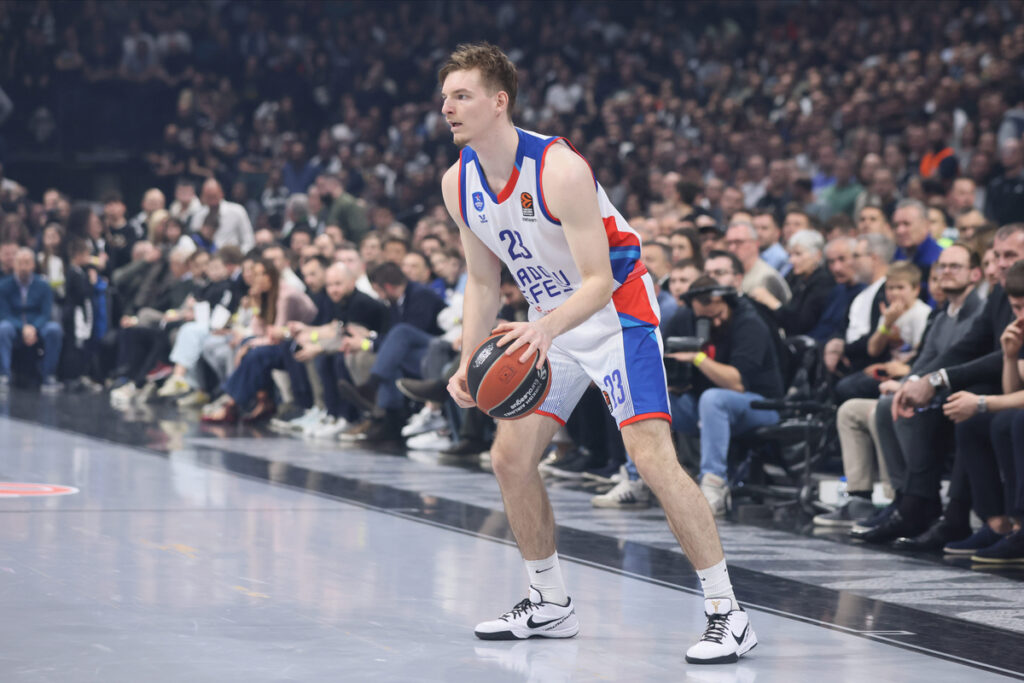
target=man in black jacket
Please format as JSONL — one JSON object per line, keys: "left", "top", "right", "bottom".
{"left": 337, "top": 261, "right": 446, "bottom": 442}
{"left": 869, "top": 224, "right": 1024, "bottom": 544}
{"left": 282, "top": 262, "right": 390, "bottom": 438}
{"left": 664, "top": 275, "right": 785, "bottom": 516}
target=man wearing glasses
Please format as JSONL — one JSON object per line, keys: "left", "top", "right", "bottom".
{"left": 724, "top": 220, "right": 790, "bottom": 305}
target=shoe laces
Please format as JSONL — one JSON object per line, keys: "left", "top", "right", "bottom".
{"left": 502, "top": 598, "right": 541, "bottom": 621}
{"left": 698, "top": 613, "right": 730, "bottom": 644}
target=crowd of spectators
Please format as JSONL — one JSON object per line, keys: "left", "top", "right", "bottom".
{"left": 2, "top": 1, "right": 1024, "bottom": 560}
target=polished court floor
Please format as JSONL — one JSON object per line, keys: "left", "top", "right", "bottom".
{"left": 1, "top": 390, "right": 1023, "bottom": 682}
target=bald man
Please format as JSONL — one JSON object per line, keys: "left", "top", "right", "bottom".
{"left": 193, "top": 178, "right": 255, "bottom": 252}
{"left": 282, "top": 262, "right": 390, "bottom": 438}
{"left": 0, "top": 248, "right": 64, "bottom": 391}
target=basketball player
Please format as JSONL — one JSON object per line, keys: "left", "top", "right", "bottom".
{"left": 439, "top": 43, "right": 756, "bottom": 664}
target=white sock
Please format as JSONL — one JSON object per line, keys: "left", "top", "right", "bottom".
{"left": 524, "top": 552, "right": 569, "bottom": 605}
{"left": 696, "top": 559, "right": 738, "bottom": 610}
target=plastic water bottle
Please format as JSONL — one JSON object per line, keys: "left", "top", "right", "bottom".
{"left": 836, "top": 476, "right": 849, "bottom": 506}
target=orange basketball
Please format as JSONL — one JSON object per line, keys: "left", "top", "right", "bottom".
{"left": 466, "top": 333, "right": 551, "bottom": 420}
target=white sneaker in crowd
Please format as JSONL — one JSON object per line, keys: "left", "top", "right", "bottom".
{"left": 685, "top": 599, "right": 757, "bottom": 664}
{"left": 699, "top": 473, "right": 731, "bottom": 517}
{"left": 310, "top": 416, "right": 350, "bottom": 440}
{"left": 406, "top": 429, "right": 454, "bottom": 451}
{"left": 283, "top": 406, "right": 325, "bottom": 433}
{"left": 591, "top": 478, "right": 651, "bottom": 509}
{"left": 474, "top": 587, "right": 579, "bottom": 641}
{"left": 176, "top": 390, "right": 210, "bottom": 408}
{"left": 156, "top": 376, "right": 191, "bottom": 398}
{"left": 401, "top": 405, "right": 447, "bottom": 438}
{"left": 110, "top": 383, "right": 137, "bottom": 407}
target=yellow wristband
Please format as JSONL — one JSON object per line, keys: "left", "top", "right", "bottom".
{"left": 361, "top": 338, "right": 372, "bottom": 351}
{"left": 693, "top": 351, "right": 708, "bottom": 367}
{"left": 310, "top": 331, "right": 319, "bottom": 343}
{"left": 878, "top": 323, "right": 890, "bottom": 335}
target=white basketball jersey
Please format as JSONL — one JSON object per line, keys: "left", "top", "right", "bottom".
{"left": 458, "top": 128, "right": 648, "bottom": 316}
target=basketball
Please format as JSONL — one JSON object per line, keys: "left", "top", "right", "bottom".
{"left": 466, "top": 333, "right": 551, "bottom": 420}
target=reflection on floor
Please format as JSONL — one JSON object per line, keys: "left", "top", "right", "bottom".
{"left": 1, "top": 390, "right": 1023, "bottom": 680}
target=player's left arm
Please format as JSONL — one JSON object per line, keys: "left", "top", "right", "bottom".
{"left": 497, "top": 144, "right": 615, "bottom": 365}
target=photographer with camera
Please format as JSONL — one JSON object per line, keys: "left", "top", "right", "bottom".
{"left": 662, "top": 276, "right": 785, "bottom": 515}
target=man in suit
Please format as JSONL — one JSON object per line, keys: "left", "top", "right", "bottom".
{"left": 336, "top": 261, "right": 446, "bottom": 443}
{"left": 0, "top": 248, "right": 64, "bottom": 392}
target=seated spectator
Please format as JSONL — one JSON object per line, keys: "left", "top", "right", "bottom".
{"left": 950, "top": 286, "right": 1024, "bottom": 562}
{"left": 878, "top": 225, "right": 1024, "bottom": 546}
{"left": 38, "top": 223, "right": 65, "bottom": 295}
{"left": 751, "top": 210, "right": 788, "bottom": 274}
{"left": 873, "top": 270, "right": 934, "bottom": 369}
{"left": 108, "top": 248, "right": 196, "bottom": 404}
{"left": 807, "top": 237, "right": 866, "bottom": 344}
{"left": 401, "top": 250, "right": 434, "bottom": 287}
{"left": 428, "top": 247, "right": 467, "bottom": 302}
{"left": 985, "top": 139, "right": 1024, "bottom": 226}
{"left": 667, "top": 259, "right": 702, "bottom": 303}
{"left": 824, "top": 234, "right": 894, "bottom": 380}
{"left": 382, "top": 236, "right": 409, "bottom": 264}
{"left": 60, "top": 238, "right": 100, "bottom": 391}
{"left": 641, "top": 242, "right": 678, "bottom": 327}
{"left": 725, "top": 219, "right": 790, "bottom": 305}
{"left": 819, "top": 154, "right": 862, "bottom": 219}
{"left": 0, "top": 247, "right": 64, "bottom": 391}
{"left": 277, "top": 263, "right": 389, "bottom": 438}
{"left": 170, "top": 178, "right": 202, "bottom": 232}
{"left": 193, "top": 178, "right": 256, "bottom": 253}
{"left": 856, "top": 205, "right": 894, "bottom": 242}
{"left": 934, "top": 261, "right": 1024, "bottom": 560}
{"left": 335, "top": 261, "right": 446, "bottom": 443}
{"left": 816, "top": 244, "right": 984, "bottom": 529}
{"left": 664, "top": 276, "right": 785, "bottom": 515}
{"left": 668, "top": 228, "right": 702, "bottom": 268}
{"left": 892, "top": 199, "right": 943, "bottom": 302}
{"left": 157, "top": 248, "right": 246, "bottom": 404}
{"left": 750, "top": 229, "right": 835, "bottom": 338}
{"left": 201, "top": 257, "right": 316, "bottom": 422}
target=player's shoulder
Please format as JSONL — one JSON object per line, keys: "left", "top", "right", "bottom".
{"left": 441, "top": 159, "right": 461, "bottom": 194}
{"left": 540, "top": 141, "right": 592, "bottom": 189}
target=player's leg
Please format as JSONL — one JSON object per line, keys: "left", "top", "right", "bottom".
{"left": 474, "top": 348, "right": 590, "bottom": 641}
{"left": 621, "top": 417, "right": 757, "bottom": 664}
{"left": 474, "top": 412, "right": 579, "bottom": 640}
{"left": 620, "top": 418, "right": 723, "bottom": 567}
{"left": 489, "top": 412, "right": 563, "bottom": 561}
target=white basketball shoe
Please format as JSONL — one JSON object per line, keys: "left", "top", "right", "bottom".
{"left": 685, "top": 598, "right": 757, "bottom": 664}
{"left": 474, "top": 587, "right": 579, "bottom": 641}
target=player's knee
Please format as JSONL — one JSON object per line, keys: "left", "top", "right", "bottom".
{"left": 488, "top": 444, "right": 532, "bottom": 481}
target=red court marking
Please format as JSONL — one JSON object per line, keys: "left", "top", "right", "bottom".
{"left": 0, "top": 482, "right": 79, "bottom": 498}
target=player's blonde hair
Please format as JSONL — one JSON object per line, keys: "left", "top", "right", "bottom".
{"left": 438, "top": 42, "right": 517, "bottom": 120}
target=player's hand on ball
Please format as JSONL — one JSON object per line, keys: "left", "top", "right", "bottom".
{"left": 493, "top": 321, "right": 552, "bottom": 369}
{"left": 447, "top": 364, "right": 476, "bottom": 408}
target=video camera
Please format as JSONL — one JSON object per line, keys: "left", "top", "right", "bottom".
{"left": 664, "top": 317, "right": 712, "bottom": 354}
{"left": 664, "top": 317, "right": 711, "bottom": 389}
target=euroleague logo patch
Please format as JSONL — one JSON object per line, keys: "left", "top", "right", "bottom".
{"left": 520, "top": 192, "right": 535, "bottom": 218}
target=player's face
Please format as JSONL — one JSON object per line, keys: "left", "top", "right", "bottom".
{"left": 441, "top": 69, "right": 498, "bottom": 147}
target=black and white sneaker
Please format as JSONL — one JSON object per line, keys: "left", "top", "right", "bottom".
{"left": 474, "top": 587, "right": 579, "bottom": 641}
{"left": 685, "top": 599, "right": 757, "bottom": 664}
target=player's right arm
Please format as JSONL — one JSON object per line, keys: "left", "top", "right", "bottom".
{"left": 441, "top": 162, "right": 504, "bottom": 408}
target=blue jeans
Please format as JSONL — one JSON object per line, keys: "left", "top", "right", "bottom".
{"left": 667, "top": 388, "right": 780, "bottom": 480}
{"left": 370, "top": 323, "right": 433, "bottom": 411}
{"left": 223, "top": 343, "right": 289, "bottom": 405}
{"left": 0, "top": 320, "right": 64, "bottom": 379}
